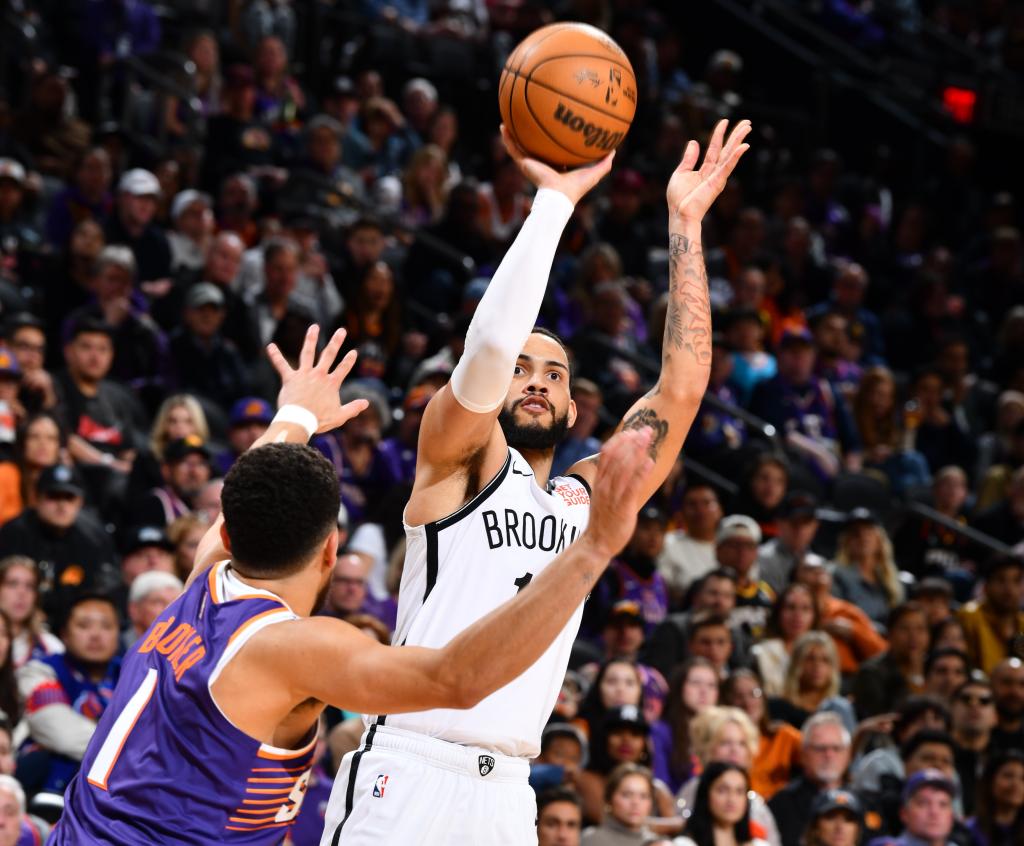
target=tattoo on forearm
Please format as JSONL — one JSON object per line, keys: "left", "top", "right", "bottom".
{"left": 622, "top": 407, "right": 669, "bottom": 460}
{"left": 665, "top": 233, "right": 712, "bottom": 366}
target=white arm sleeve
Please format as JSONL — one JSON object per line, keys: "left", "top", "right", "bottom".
{"left": 450, "top": 188, "right": 574, "bottom": 413}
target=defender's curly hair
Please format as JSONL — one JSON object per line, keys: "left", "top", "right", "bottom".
{"left": 222, "top": 443, "right": 340, "bottom": 577}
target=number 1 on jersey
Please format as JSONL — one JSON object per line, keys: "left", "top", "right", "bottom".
{"left": 87, "top": 668, "right": 158, "bottom": 790}
{"left": 513, "top": 572, "right": 533, "bottom": 593}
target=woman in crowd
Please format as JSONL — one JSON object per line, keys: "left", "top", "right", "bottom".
{"left": 831, "top": 511, "right": 904, "bottom": 627}
{"left": 167, "top": 513, "right": 210, "bottom": 582}
{"left": 967, "top": 750, "right": 1024, "bottom": 846}
{"left": 127, "top": 394, "right": 210, "bottom": 505}
{"left": 751, "top": 583, "right": 819, "bottom": 697}
{"left": 401, "top": 144, "right": 449, "bottom": 228}
{"left": 581, "top": 763, "right": 659, "bottom": 845}
{"left": 15, "top": 413, "right": 64, "bottom": 511}
{"left": 342, "top": 260, "right": 404, "bottom": 362}
{"left": 679, "top": 706, "right": 780, "bottom": 846}
{"left": 734, "top": 454, "right": 789, "bottom": 540}
{"left": 0, "top": 556, "right": 61, "bottom": 668}
{"left": 769, "top": 631, "right": 855, "bottom": 733}
{"left": 852, "top": 366, "right": 932, "bottom": 494}
{"left": 657, "top": 657, "right": 719, "bottom": 793}
{"left": 577, "top": 658, "right": 645, "bottom": 738}
{"left": 676, "top": 761, "right": 769, "bottom": 846}
{"left": 801, "top": 789, "right": 864, "bottom": 846}
{"left": 721, "top": 670, "right": 802, "bottom": 800}
{"left": 576, "top": 705, "right": 675, "bottom": 825}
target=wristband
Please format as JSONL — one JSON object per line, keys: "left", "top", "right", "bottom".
{"left": 273, "top": 405, "right": 318, "bottom": 439}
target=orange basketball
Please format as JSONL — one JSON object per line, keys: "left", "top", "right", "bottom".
{"left": 498, "top": 23, "right": 637, "bottom": 168}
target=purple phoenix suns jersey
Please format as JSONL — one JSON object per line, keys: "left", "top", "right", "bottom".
{"left": 54, "top": 562, "right": 318, "bottom": 844}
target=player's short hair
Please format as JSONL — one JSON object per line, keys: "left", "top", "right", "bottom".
{"left": 530, "top": 326, "right": 574, "bottom": 383}
{"left": 536, "top": 786, "right": 582, "bottom": 817}
{"left": 222, "top": 443, "right": 340, "bottom": 578}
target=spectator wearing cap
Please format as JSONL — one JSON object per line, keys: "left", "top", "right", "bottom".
{"left": 200, "top": 66, "right": 272, "bottom": 191}
{"left": 585, "top": 506, "right": 670, "bottom": 640}
{"left": 64, "top": 245, "right": 173, "bottom": 408}
{"left": 4, "top": 313, "right": 57, "bottom": 415}
{"left": 123, "top": 569, "right": 181, "bottom": 651}
{"left": 535, "top": 723, "right": 588, "bottom": 788}
{"left": 575, "top": 704, "right": 675, "bottom": 826}
{"left": 166, "top": 190, "right": 213, "bottom": 274}
{"left": 750, "top": 327, "right": 862, "bottom": 480}
{"left": 0, "top": 465, "right": 117, "bottom": 598}
{"left": 990, "top": 659, "right": 1024, "bottom": 753}
{"left": 832, "top": 508, "right": 904, "bottom": 627}
{"left": 0, "top": 157, "right": 42, "bottom": 260}
{"left": 950, "top": 679, "right": 996, "bottom": 816}
{"left": 43, "top": 147, "right": 113, "bottom": 249}
{"left": 214, "top": 398, "right": 273, "bottom": 476}
{"left": 551, "top": 379, "right": 605, "bottom": 479}
{"left": 130, "top": 436, "right": 212, "bottom": 527}
{"left": 104, "top": 169, "right": 171, "bottom": 288}
{"left": 17, "top": 593, "right": 121, "bottom": 800}
{"left": 958, "top": 557, "right": 1024, "bottom": 675}
{"left": 716, "top": 515, "right": 775, "bottom": 638}
{"left": 756, "top": 491, "right": 827, "bottom": 595}
{"left": 168, "top": 282, "right": 250, "bottom": 405}
{"left": 657, "top": 483, "right": 724, "bottom": 605}
{"left": 792, "top": 558, "right": 887, "bottom": 675}
{"left": 801, "top": 788, "right": 864, "bottom": 846}
{"left": 769, "top": 713, "right": 856, "bottom": 846}
{"left": 118, "top": 524, "right": 176, "bottom": 590}
{"left": 598, "top": 602, "right": 647, "bottom": 666}
{"left": 867, "top": 769, "right": 957, "bottom": 846}
{"left": 536, "top": 785, "right": 584, "bottom": 846}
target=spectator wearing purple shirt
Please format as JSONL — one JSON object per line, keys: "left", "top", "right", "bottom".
{"left": 320, "top": 552, "right": 397, "bottom": 632}
{"left": 44, "top": 147, "right": 113, "bottom": 249}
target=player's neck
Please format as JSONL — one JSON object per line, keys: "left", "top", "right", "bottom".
{"left": 520, "top": 447, "right": 555, "bottom": 488}
{"left": 230, "top": 564, "right": 322, "bottom": 617}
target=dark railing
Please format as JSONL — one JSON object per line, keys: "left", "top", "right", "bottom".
{"left": 118, "top": 52, "right": 204, "bottom": 147}
{"left": 903, "top": 501, "right": 1011, "bottom": 557}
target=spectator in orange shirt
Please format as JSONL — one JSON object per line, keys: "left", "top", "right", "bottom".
{"left": 794, "top": 558, "right": 888, "bottom": 675}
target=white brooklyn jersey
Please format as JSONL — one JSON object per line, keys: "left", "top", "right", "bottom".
{"left": 384, "top": 447, "right": 591, "bottom": 758}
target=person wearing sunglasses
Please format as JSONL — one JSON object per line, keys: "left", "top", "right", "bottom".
{"left": 951, "top": 679, "right": 997, "bottom": 816}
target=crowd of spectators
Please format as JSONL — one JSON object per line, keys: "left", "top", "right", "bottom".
{"left": 0, "top": 0, "right": 1020, "bottom": 844}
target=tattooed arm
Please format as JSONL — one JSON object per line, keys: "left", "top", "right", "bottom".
{"left": 567, "top": 120, "right": 752, "bottom": 500}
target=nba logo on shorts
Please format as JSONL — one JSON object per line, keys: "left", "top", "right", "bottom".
{"left": 478, "top": 756, "right": 495, "bottom": 777}
{"left": 372, "top": 775, "right": 388, "bottom": 798}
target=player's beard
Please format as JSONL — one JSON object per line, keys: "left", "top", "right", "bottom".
{"left": 498, "top": 402, "right": 570, "bottom": 451}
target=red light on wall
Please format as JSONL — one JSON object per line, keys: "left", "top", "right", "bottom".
{"left": 942, "top": 86, "right": 977, "bottom": 124}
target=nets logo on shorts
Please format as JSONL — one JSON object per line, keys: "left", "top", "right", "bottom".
{"left": 478, "top": 756, "right": 495, "bottom": 777}
{"left": 372, "top": 774, "right": 389, "bottom": 797}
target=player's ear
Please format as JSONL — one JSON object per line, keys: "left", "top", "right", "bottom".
{"left": 566, "top": 398, "right": 577, "bottom": 430}
{"left": 321, "top": 527, "right": 340, "bottom": 573}
{"left": 219, "top": 522, "right": 233, "bottom": 553}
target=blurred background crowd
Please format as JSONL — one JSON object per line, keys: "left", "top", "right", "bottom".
{"left": 0, "top": 0, "right": 1021, "bottom": 844}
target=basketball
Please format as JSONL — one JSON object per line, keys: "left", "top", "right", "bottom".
{"left": 498, "top": 23, "right": 637, "bottom": 168}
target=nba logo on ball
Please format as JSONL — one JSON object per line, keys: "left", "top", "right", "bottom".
{"left": 372, "top": 774, "right": 388, "bottom": 797}
{"left": 478, "top": 755, "right": 496, "bottom": 777}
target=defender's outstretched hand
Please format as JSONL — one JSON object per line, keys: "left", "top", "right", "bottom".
{"left": 584, "top": 427, "right": 656, "bottom": 558}
{"left": 266, "top": 325, "right": 369, "bottom": 433}
{"left": 668, "top": 119, "right": 752, "bottom": 224}
{"left": 500, "top": 124, "right": 614, "bottom": 206}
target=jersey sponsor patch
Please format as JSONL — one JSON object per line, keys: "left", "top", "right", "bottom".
{"left": 478, "top": 756, "right": 495, "bottom": 777}
{"left": 372, "top": 775, "right": 388, "bottom": 798}
{"left": 552, "top": 480, "right": 589, "bottom": 507}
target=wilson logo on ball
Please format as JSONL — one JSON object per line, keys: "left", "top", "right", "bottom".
{"left": 553, "top": 103, "right": 623, "bottom": 150}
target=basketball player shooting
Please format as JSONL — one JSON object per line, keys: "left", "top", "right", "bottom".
{"left": 322, "top": 118, "right": 752, "bottom": 845}
{"left": 52, "top": 325, "right": 657, "bottom": 844}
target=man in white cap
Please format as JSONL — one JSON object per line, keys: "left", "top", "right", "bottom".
{"left": 124, "top": 570, "right": 183, "bottom": 650}
{"left": 716, "top": 513, "right": 775, "bottom": 636}
{"left": 167, "top": 189, "right": 213, "bottom": 273}
{"left": 105, "top": 168, "right": 171, "bottom": 287}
